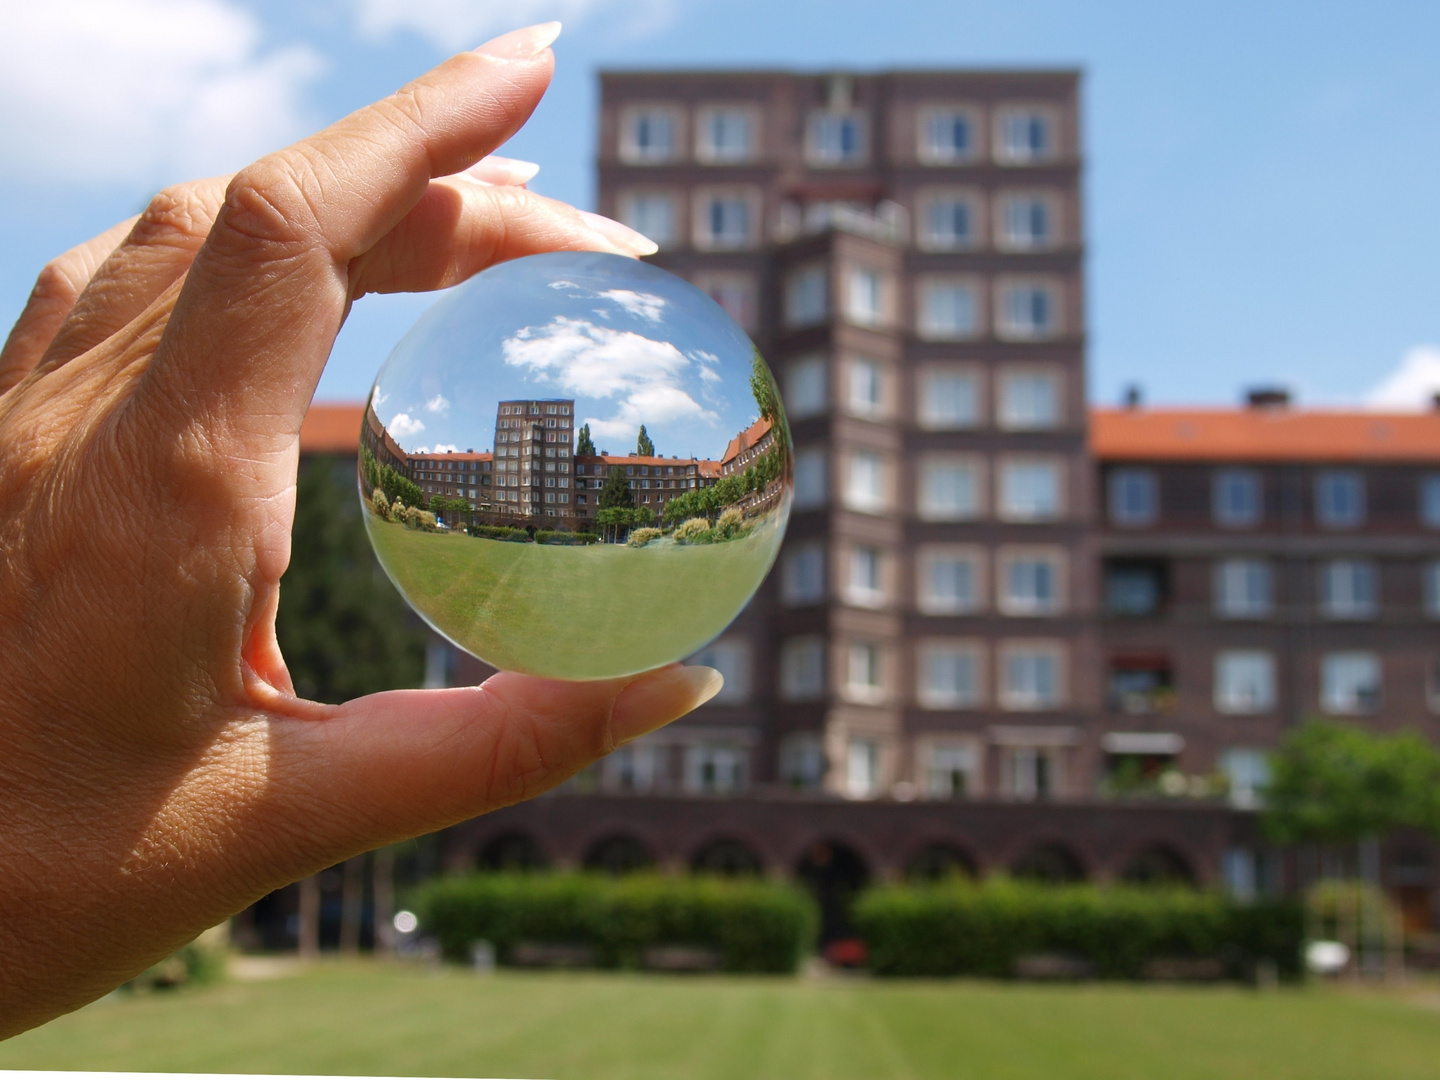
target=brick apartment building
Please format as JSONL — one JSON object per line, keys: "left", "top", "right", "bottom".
{"left": 297, "top": 66, "right": 1440, "bottom": 933}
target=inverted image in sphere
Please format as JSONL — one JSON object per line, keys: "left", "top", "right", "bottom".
{"left": 359, "top": 251, "right": 792, "bottom": 679}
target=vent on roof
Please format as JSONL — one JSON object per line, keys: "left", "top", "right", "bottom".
{"left": 1123, "top": 384, "right": 1143, "bottom": 410}
{"left": 1245, "top": 386, "right": 1291, "bottom": 410}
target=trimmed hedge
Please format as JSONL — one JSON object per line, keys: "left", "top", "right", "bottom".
{"left": 415, "top": 873, "right": 817, "bottom": 974}
{"left": 466, "top": 524, "right": 529, "bottom": 541}
{"left": 854, "top": 879, "right": 1303, "bottom": 981}
{"left": 535, "top": 530, "right": 598, "bottom": 545}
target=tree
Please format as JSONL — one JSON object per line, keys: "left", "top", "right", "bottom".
{"left": 714, "top": 473, "right": 746, "bottom": 507}
{"left": 276, "top": 454, "right": 427, "bottom": 705}
{"left": 598, "top": 465, "right": 633, "bottom": 510}
{"left": 636, "top": 424, "right": 655, "bottom": 457}
{"left": 749, "top": 348, "right": 787, "bottom": 452}
{"left": 576, "top": 423, "right": 595, "bottom": 457}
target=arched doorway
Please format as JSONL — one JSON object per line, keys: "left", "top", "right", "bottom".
{"left": 690, "top": 838, "right": 764, "bottom": 877}
{"left": 1012, "top": 842, "right": 1086, "bottom": 884}
{"left": 905, "top": 842, "right": 977, "bottom": 883}
{"left": 583, "top": 834, "right": 655, "bottom": 875}
{"left": 795, "top": 839, "right": 870, "bottom": 946}
{"left": 479, "top": 832, "right": 549, "bottom": 873}
{"left": 1120, "top": 845, "right": 1196, "bottom": 887}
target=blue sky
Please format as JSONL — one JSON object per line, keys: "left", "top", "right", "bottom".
{"left": 2, "top": 0, "right": 1437, "bottom": 410}
{"left": 372, "top": 252, "right": 757, "bottom": 458}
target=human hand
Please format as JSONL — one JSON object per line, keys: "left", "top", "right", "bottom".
{"left": 0, "top": 22, "right": 718, "bottom": 1038}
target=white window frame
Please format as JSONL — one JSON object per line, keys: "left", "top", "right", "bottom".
{"left": 916, "top": 188, "right": 982, "bottom": 251}
{"left": 781, "top": 542, "right": 827, "bottom": 607}
{"left": 994, "top": 105, "right": 1057, "bottom": 164}
{"left": 690, "top": 638, "right": 752, "bottom": 705}
{"left": 844, "top": 449, "right": 889, "bottom": 514}
{"left": 616, "top": 190, "right": 679, "bottom": 248}
{"left": 844, "top": 544, "right": 886, "bottom": 609}
{"left": 916, "top": 544, "right": 986, "bottom": 616}
{"left": 619, "top": 104, "right": 683, "bottom": 164}
{"left": 996, "top": 277, "right": 1062, "bottom": 340}
{"left": 784, "top": 354, "right": 829, "bottom": 419}
{"left": 779, "top": 733, "right": 826, "bottom": 791}
{"left": 683, "top": 742, "right": 747, "bottom": 794}
{"left": 1214, "top": 650, "right": 1276, "bottom": 715}
{"left": 916, "top": 276, "right": 982, "bottom": 340}
{"left": 845, "top": 266, "right": 886, "bottom": 327}
{"left": 1425, "top": 562, "right": 1440, "bottom": 619}
{"left": 998, "top": 457, "right": 1064, "bottom": 523}
{"left": 1315, "top": 470, "right": 1366, "bottom": 529}
{"left": 785, "top": 264, "right": 829, "bottom": 328}
{"left": 793, "top": 446, "right": 828, "bottom": 510}
{"left": 918, "top": 454, "right": 984, "bottom": 522}
{"left": 996, "top": 191, "right": 1059, "bottom": 251}
{"left": 1213, "top": 558, "right": 1273, "bottom": 619}
{"left": 845, "top": 737, "right": 881, "bottom": 799}
{"left": 1421, "top": 474, "right": 1440, "bottom": 528}
{"left": 917, "top": 365, "right": 983, "bottom": 430}
{"left": 997, "top": 547, "right": 1066, "bottom": 617}
{"left": 1320, "top": 559, "right": 1379, "bottom": 621}
{"left": 1108, "top": 468, "right": 1158, "bottom": 527}
{"left": 1321, "top": 651, "right": 1382, "bottom": 715}
{"left": 997, "top": 369, "right": 1062, "bottom": 431}
{"left": 779, "top": 636, "right": 826, "bottom": 701}
{"left": 917, "top": 641, "right": 986, "bottom": 710}
{"left": 847, "top": 356, "right": 884, "bottom": 418}
{"left": 807, "top": 110, "right": 868, "bottom": 166}
{"left": 693, "top": 187, "right": 759, "bottom": 251}
{"left": 998, "top": 641, "right": 1066, "bottom": 711}
{"left": 917, "top": 105, "right": 980, "bottom": 165}
{"left": 844, "top": 642, "right": 886, "bottom": 705}
{"left": 694, "top": 104, "right": 757, "bottom": 163}
{"left": 1219, "top": 748, "right": 1271, "bottom": 810}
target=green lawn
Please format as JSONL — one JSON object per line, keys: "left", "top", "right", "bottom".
{"left": 2, "top": 963, "right": 1437, "bottom": 1080}
{"left": 366, "top": 516, "right": 781, "bottom": 678}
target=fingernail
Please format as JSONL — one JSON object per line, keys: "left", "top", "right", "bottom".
{"left": 580, "top": 210, "right": 659, "bottom": 256}
{"left": 611, "top": 665, "right": 723, "bottom": 746}
{"left": 473, "top": 22, "right": 562, "bottom": 60}
{"left": 465, "top": 155, "right": 541, "bottom": 186}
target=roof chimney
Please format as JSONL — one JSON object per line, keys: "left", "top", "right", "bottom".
{"left": 1123, "top": 384, "right": 1143, "bottom": 410}
{"left": 1245, "top": 386, "right": 1291, "bottom": 410}
{"left": 1431, "top": 393, "right": 1440, "bottom": 413}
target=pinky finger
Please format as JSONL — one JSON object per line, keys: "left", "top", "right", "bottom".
{"left": 0, "top": 218, "right": 136, "bottom": 394}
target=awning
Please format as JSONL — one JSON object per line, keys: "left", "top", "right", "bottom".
{"left": 988, "top": 726, "right": 1083, "bottom": 748}
{"left": 1101, "top": 732, "right": 1185, "bottom": 755}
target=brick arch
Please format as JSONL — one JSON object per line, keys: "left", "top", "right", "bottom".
{"left": 1117, "top": 842, "right": 1199, "bottom": 887}
{"left": 689, "top": 834, "right": 767, "bottom": 876}
{"left": 581, "top": 832, "right": 657, "bottom": 874}
{"left": 1010, "top": 839, "right": 1089, "bottom": 883}
{"left": 477, "top": 831, "right": 551, "bottom": 872}
{"left": 902, "top": 838, "right": 980, "bottom": 882}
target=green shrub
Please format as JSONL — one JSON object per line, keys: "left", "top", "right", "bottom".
{"left": 674, "top": 517, "right": 713, "bottom": 544}
{"left": 370, "top": 489, "right": 388, "bottom": 517}
{"left": 466, "top": 524, "right": 530, "bottom": 542}
{"left": 854, "top": 878, "right": 1302, "bottom": 981}
{"left": 627, "top": 527, "right": 664, "bottom": 547}
{"left": 415, "top": 873, "right": 817, "bottom": 974}
{"left": 713, "top": 506, "right": 746, "bottom": 540}
{"left": 535, "top": 530, "right": 598, "bottom": 545}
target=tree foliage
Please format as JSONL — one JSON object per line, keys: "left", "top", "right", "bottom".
{"left": 749, "top": 349, "right": 787, "bottom": 452}
{"left": 636, "top": 424, "right": 655, "bottom": 457}
{"left": 576, "top": 423, "right": 595, "bottom": 457}
{"left": 1262, "top": 720, "right": 1440, "bottom": 845}
{"left": 276, "top": 454, "right": 427, "bottom": 703}
{"left": 598, "top": 466, "right": 633, "bottom": 510}
{"left": 361, "top": 445, "right": 423, "bottom": 510}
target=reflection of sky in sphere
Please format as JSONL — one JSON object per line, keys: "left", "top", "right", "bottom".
{"left": 371, "top": 253, "right": 759, "bottom": 460}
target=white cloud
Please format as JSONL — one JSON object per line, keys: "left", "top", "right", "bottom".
{"left": 1363, "top": 345, "right": 1440, "bottom": 411}
{"left": 431, "top": 443, "right": 459, "bottom": 453}
{"left": 425, "top": 393, "right": 450, "bottom": 413}
{"left": 370, "top": 386, "right": 389, "bottom": 409}
{"left": 501, "top": 315, "right": 716, "bottom": 443}
{"left": 387, "top": 412, "right": 426, "bottom": 439}
{"left": 0, "top": 0, "right": 325, "bottom": 186}
{"left": 352, "top": 0, "right": 676, "bottom": 52}
{"left": 598, "top": 289, "right": 666, "bottom": 323}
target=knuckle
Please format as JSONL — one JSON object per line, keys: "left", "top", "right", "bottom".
{"left": 216, "top": 155, "right": 324, "bottom": 249}
{"left": 133, "top": 184, "right": 219, "bottom": 246}
{"left": 28, "top": 258, "right": 82, "bottom": 312}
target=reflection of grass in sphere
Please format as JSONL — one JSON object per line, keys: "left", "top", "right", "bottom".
{"left": 364, "top": 514, "right": 783, "bottom": 679}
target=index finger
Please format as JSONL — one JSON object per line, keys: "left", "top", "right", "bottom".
{"left": 140, "top": 23, "right": 563, "bottom": 448}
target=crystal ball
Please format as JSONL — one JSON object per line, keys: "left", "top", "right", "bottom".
{"left": 359, "top": 251, "right": 792, "bottom": 680}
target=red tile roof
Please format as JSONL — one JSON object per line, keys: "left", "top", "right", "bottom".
{"left": 300, "top": 403, "right": 365, "bottom": 454}
{"left": 1091, "top": 408, "right": 1440, "bottom": 464}
{"left": 721, "top": 416, "right": 774, "bottom": 466}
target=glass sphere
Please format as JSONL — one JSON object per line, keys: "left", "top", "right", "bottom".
{"left": 359, "top": 251, "right": 792, "bottom": 680}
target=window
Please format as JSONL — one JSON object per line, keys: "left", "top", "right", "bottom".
{"left": 784, "top": 355, "right": 828, "bottom": 418}
{"left": 694, "top": 271, "right": 756, "bottom": 330}
{"left": 917, "top": 546, "right": 983, "bottom": 615}
{"left": 848, "top": 358, "right": 882, "bottom": 417}
{"left": 845, "top": 449, "right": 888, "bottom": 513}
{"left": 1108, "top": 468, "right": 1157, "bottom": 527}
{"left": 1220, "top": 748, "right": 1271, "bottom": 810}
{"left": 684, "top": 743, "right": 746, "bottom": 794}
{"left": 998, "top": 194, "right": 1053, "bottom": 249}
{"left": 917, "top": 278, "right": 979, "bottom": 339}
{"left": 1421, "top": 474, "right": 1440, "bottom": 527}
{"left": 919, "top": 108, "right": 974, "bottom": 163}
{"left": 1426, "top": 562, "right": 1440, "bottom": 618}
{"left": 1321, "top": 652, "right": 1381, "bottom": 714}
{"left": 918, "top": 643, "right": 984, "bottom": 709}
{"left": 781, "top": 542, "right": 825, "bottom": 606}
{"left": 809, "top": 111, "right": 866, "bottom": 165}
{"left": 845, "top": 267, "right": 885, "bottom": 326}
{"left": 1107, "top": 656, "right": 1173, "bottom": 714}
{"left": 1214, "top": 469, "right": 1262, "bottom": 528}
{"left": 793, "top": 447, "right": 828, "bottom": 509}
{"left": 1214, "top": 558, "right": 1273, "bottom": 618}
{"left": 698, "top": 193, "right": 752, "bottom": 249}
{"left": 998, "top": 549, "right": 1064, "bottom": 616}
{"left": 1000, "top": 643, "right": 1064, "bottom": 710}
{"left": 845, "top": 643, "right": 885, "bottom": 704}
{"left": 621, "top": 107, "right": 678, "bottom": 163}
{"left": 918, "top": 368, "right": 981, "bottom": 429}
{"left": 601, "top": 743, "right": 662, "bottom": 794}
{"left": 1007, "top": 747, "right": 1059, "bottom": 800}
{"left": 997, "top": 281, "right": 1059, "bottom": 340}
{"left": 846, "top": 737, "right": 880, "bottom": 798}
{"left": 1214, "top": 651, "right": 1276, "bottom": 714}
{"left": 918, "top": 193, "right": 977, "bottom": 250}
{"left": 998, "top": 371, "right": 1061, "bottom": 430}
{"left": 617, "top": 192, "right": 676, "bottom": 247}
{"left": 1315, "top": 470, "right": 1365, "bottom": 528}
{"left": 927, "top": 743, "right": 978, "bottom": 799}
{"left": 918, "top": 456, "right": 982, "bottom": 521}
{"left": 785, "top": 265, "right": 828, "bottom": 327}
{"left": 1104, "top": 560, "right": 1166, "bottom": 616}
{"left": 1320, "top": 560, "right": 1378, "bottom": 620}
{"left": 996, "top": 107, "right": 1054, "bottom": 163}
{"left": 999, "top": 459, "right": 1062, "bottom": 521}
{"left": 690, "top": 638, "right": 751, "bottom": 704}
{"left": 845, "top": 545, "right": 885, "bottom": 607}
{"left": 780, "top": 637, "right": 825, "bottom": 700}
{"left": 780, "top": 734, "right": 825, "bottom": 791}
{"left": 696, "top": 106, "right": 754, "bottom": 162}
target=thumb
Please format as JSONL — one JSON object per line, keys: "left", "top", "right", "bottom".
{"left": 264, "top": 664, "right": 723, "bottom": 855}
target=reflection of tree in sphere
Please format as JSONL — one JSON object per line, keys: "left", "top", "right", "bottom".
{"left": 359, "top": 253, "right": 792, "bottom": 679}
